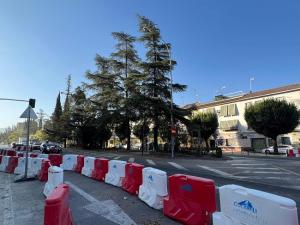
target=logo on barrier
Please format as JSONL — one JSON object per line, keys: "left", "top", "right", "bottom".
{"left": 234, "top": 200, "right": 257, "bottom": 214}
{"left": 181, "top": 184, "right": 192, "bottom": 192}
{"left": 113, "top": 165, "right": 117, "bottom": 169}
{"left": 148, "top": 175, "right": 153, "bottom": 182}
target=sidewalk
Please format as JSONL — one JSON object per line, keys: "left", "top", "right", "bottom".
{"left": 0, "top": 173, "right": 44, "bottom": 225}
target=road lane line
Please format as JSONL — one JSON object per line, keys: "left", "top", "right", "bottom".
{"left": 128, "top": 157, "right": 135, "bottom": 163}
{"left": 231, "top": 164, "right": 266, "bottom": 166}
{"left": 243, "top": 171, "right": 290, "bottom": 174}
{"left": 234, "top": 167, "right": 280, "bottom": 170}
{"left": 168, "top": 162, "right": 188, "bottom": 171}
{"left": 65, "top": 181, "right": 137, "bottom": 225}
{"left": 198, "top": 165, "right": 234, "bottom": 178}
{"left": 146, "top": 159, "right": 156, "bottom": 166}
{"left": 113, "top": 156, "right": 121, "bottom": 160}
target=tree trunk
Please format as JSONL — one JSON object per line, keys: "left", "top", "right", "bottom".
{"left": 64, "top": 138, "right": 67, "bottom": 148}
{"left": 126, "top": 119, "right": 131, "bottom": 151}
{"left": 153, "top": 123, "right": 159, "bottom": 151}
{"left": 273, "top": 137, "right": 279, "bottom": 154}
{"left": 205, "top": 139, "right": 210, "bottom": 151}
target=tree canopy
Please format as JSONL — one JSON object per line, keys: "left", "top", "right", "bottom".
{"left": 245, "top": 99, "right": 299, "bottom": 153}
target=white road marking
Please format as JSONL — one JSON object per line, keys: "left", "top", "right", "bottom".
{"left": 249, "top": 171, "right": 290, "bottom": 174}
{"left": 231, "top": 164, "right": 266, "bottom": 166}
{"left": 234, "top": 167, "right": 280, "bottom": 170}
{"left": 113, "top": 156, "right": 121, "bottom": 160}
{"left": 168, "top": 162, "right": 188, "bottom": 170}
{"left": 128, "top": 157, "right": 135, "bottom": 163}
{"left": 198, "top": 165, "right": 234, "bottom": 178}
{"left": 146, "top": 159, "right": 156, "bottom": 166}
{"left": 65, "top": 181, "right": 137, "bottom": 225}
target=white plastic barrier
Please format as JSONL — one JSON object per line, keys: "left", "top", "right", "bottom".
{"left": 213, "top": 184, "right": 299, "bottom": 225}
{"left": 60, "top": 154, "right": 78, "bottom": 171}
{"left": 0, "top": 156, "right": 10, "bottom": 172}
{"left": 30, "top": 158, "right": 44, "bottom": 176}
{"left": 81, "top": 156, "right": 96, "bottom": 177}
{"left": 105, "top": 160, "right": 126, "bottom": 187}
{"left": 38, "top": 154, "right": 49, "bottom": 159}
{"left": 43, "top": 166, "right": 64, "bottom": 197}
{"left": 14, "top": 157, "right": 26, "bottom": 175}
{"left": 138, "top": 167, "right": 168, "bottom": 210}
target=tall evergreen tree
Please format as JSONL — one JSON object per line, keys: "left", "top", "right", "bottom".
{"left": 138, "top": 15, "right": 187, "bottom": 151}
{"left": 111, "top": 32, "right": 141, "bottom": 151}
{"left": 61, "top": 75, "right": 72, "bottom": 147}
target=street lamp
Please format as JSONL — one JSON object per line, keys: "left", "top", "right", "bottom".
{"left": 143, "top": 26, "right": 175, "bottom": 158}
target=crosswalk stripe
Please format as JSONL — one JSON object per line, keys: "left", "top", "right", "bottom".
{"left": 234, "top": 167, "right": 279, "bottom": 170}
{"left": 113, "top": 156, "right": 121, "bottom": 160}
{"left": 168, "top": 162, "right": 188, "bottom": 171}
{"left": 146, "top": 159, "right": 156, "bottom": 166}
{"left": 247, "top": 171, "right": 290, "bottom": 174}
{"left": 198, "top": 165, "right": 233, "bottom": 178}
{"left": 128, "top": 157, "right": 135, "bottom": 163}
{"left": 231, "top": 164, "right": 266, "bottom": 166}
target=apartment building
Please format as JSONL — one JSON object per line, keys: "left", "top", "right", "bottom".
{"left": 185, "top": 84, "right": 300, "bottom": 152}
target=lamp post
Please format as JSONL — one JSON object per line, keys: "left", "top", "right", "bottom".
{"left": 143, "top": 26, "right": 175, "bottom": 158}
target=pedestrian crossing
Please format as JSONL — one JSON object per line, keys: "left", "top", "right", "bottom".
{"left": 146, "top": 159, "right": 156, "bottom": 166}
{"left": 168, "top": 162, "right": 188, "bottom": 171}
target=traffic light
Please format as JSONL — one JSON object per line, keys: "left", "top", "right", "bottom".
{"left": 29, "top": 98, "right": 36, "bottom": 108}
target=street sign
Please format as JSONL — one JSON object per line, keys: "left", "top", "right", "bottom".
{"left": 171, "top": 127, "right": 176, "bottom": 136}
{"left": 20, "top": 106, "right": 38, "bottom": 119}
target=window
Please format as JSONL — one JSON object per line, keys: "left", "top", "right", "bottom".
{"left": 220, "top": 120, "right": 239, "bottom": 131}
{"left": 220, "top": 104, "right": 238, "bottom": 116}
{"left": 281, "top": 137, "right": 291, "bottom": 145}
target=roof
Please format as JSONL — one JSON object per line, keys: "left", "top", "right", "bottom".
{"left": 184, "top": 83, "right": 300, "bottom": 110}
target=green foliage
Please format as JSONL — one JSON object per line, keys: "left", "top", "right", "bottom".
{"left": 190, "top": 112, "right": 219, "bottom": 149}
{"left": 133, "top": 122, "right": 150, "bottom": 141}
{"left": 31, "top": 129, "right": 49, "bottom": 142}
{"left": 245, "top": 99, "right": 299, "bottom": 153}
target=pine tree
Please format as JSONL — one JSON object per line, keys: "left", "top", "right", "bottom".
{"left": 111, "top": 32, "right": 141, "bottom": 151}
{"left": 138, "top": 15, "right": 187, "bottom": 151}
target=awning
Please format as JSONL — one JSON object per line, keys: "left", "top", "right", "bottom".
{"left": 219, "top": 120, "right": 239, "bottom": 131}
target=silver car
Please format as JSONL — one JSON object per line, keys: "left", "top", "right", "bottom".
{"left": 261, "top": 145, "right": 293, "bottom": 154}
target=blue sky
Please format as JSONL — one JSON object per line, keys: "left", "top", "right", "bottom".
{"left": 0, "top": 0, "right": 300, "bottom": 128}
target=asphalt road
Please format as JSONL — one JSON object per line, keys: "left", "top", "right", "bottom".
{"left": 1, "top": 150, "right": 299, "bottom": 225}
{"left": 65, "top": 149, "right": 300, "bottom": 220}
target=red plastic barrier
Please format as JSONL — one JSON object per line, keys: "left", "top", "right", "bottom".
{"left": 91, "top": 158, "right": 109, "bottom": 181}
{"left": 7, "top": 150, "right": 16, "bottom": 156}
{"left": 163, "top": 174, "right": 217, "bottom": 225}
{"left": 48, "top": 154, "right": 63, "bottom": 167}
{"left": 30, "top": 153, "right": 38, "bottom": 158}
{"left": 75, "top": 155, "right": 84, "bottom": 173}
{"left": 39, "top": 159, "right": 51, "bottom": 182}
{"left": 287, "top": 149, "right": 295, "bottom": 157}
{"left": 17, "top": 152, "right": 24, "bottom": 157}
{"left": 6, "top": 156, "right": 19, "bottom": 173}
{"left": 44, "top": 184, "right": 73, "bottom": 225}
{"left": 122, "top": 163, "right": 144, "bottom": 195}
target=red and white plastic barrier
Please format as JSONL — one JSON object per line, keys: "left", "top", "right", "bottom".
{"left": 44, "top": 184, "right": 73, "bottom": 225}
{"left": 91, "top": 158, "right": 109, "bottom": 181}
{"left": 43, "top": 166, "right": 64, "bottom": 197}
{"left": 6, "top": 156, "right": 19, "bottom": 173}
{"left": 163, "top": 174, "right": 217, "bottom": 225}
{"left": 81, "top": 156, "right": 96, "bottom": 177}
{"left": 48, "top": 154, "right": 63, "bottom": 167}
{"left": 0, "top": 156, "right": 10, "bottom": 172}
{"left": 213, "top": 184, "right": 299, "bottom": 225}
{"left": 138, "top": 167, "right": 168, "bottom": 210}
{"left": 39, "top": 159, "right": 51, "bottom": 182}
{"left": 75, "top": 155, "right": 84, "bottom": 173}
{"left": 14, "top": 157, "right": 26, "bottom": 175}
{"left": 60, "top": 154, "right": 78, "bottom": 171}
{"left": 122, "top": 163, "right": 144, "bottom": 195}
{"left": 105, "top": 160, "right": 126, "bottom": 187}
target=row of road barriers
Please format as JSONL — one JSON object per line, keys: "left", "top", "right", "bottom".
{"left": 0, "top": 151, "right": 299, "bottom": 225}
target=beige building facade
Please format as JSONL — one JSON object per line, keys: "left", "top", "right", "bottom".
{"left": 187, "top": 84, "right": 300, "bottom": 152}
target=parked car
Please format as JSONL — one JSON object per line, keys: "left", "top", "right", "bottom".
{"left": 261, "top": 145, "right": 294, "bottom": 154}
{"left": 40, "top": 142, "right": 63, "bottom": 154}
